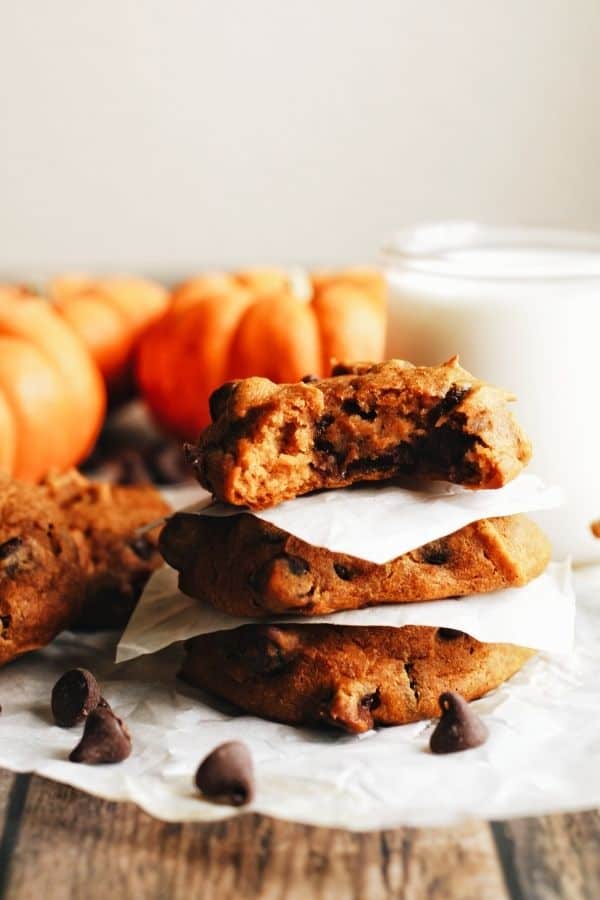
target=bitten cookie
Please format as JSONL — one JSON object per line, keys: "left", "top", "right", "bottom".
{"left": 0, "top": 477, "right": 85, "bottom": 666}
{"left": 187, "top": 357, "right": 532, "bottom": 509}
{"left": 160, "top": 512, "right": 550, "bottom": 617}
{"left": 181, "top": 624, "right": 534, "bottom": 734}
{"left": 42, "top": 471, "right": 170, "bottom": 628}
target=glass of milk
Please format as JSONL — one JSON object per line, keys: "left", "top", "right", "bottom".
{"left": 382, "top": 222, "right": 600, "bottom": 562}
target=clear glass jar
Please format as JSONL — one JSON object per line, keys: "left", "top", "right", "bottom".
{"left": 381, "top": 222, "right": 600, "bottom": 562}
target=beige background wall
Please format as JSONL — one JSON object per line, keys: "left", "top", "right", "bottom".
{"left": 1, "top": 0, "right": 599, "bottom": 271}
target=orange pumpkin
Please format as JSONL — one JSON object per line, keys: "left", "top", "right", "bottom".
{"left": 0, "top": 289, "right": 106, "bottom": 482}
{"left": 50, "top": 275, "right": 170, "bottom": 400}
{"left": 137, "top": 268, "right": 386, "bottom": 440}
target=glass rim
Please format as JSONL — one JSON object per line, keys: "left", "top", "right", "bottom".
{"left": 380, "top": 221, "right": 600, "bottom": 283}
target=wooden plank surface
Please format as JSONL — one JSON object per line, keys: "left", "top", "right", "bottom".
{"left": 0, "top": 769, "right": 597, "bottom": 899}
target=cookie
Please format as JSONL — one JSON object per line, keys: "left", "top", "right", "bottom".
{"left": 187, "top": 357, "right": 531, "bottom": 509}
{"left": 42, "top": 471, "right": 170, "bottom": 628}
{"left": 0, "top": 476, "right": 84, "bottom": 666}
{"left": 181, "top": 624, "right": 534, "bottom": 733}
{"left": 160, "top": 512, "right": 550, "bottom": 617}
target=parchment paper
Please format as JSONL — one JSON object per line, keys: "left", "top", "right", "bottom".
{"left": 0, "top": 476, "right": 587, "bottom": 829}
{"left": 116, "top": 562, "right": 575, "bottom": 663}
{"left": 0, "top": 568, "right": 597, "bottom": 829}
{"left": 163, "top": 474, "right": 561, "bottom": 564}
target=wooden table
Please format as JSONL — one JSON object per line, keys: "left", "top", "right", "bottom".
{"left": 0, "top": 769, "right": 597, "bottom": 899}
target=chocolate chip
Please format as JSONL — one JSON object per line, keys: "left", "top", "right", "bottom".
{"left": 341, "top": 398, "right": 377, "bottom": 421}
{"left": 346, "top": 442, "right": 416, "bottom": 477}
{"left": 0, "top": 537, "right": 22, "bottom": 561}
{"left": 69, "top": 708, "right": 132, "bottom": 764}
{"left": 111, "top": 449, "right": 154, "bottom": 486}
{"left": 436, "top": 628, "right": 464, "bottom": 641}
{"left": 51, "top": 668, "right": 102, "bottom": 728}
{"left": 429, "top": 691, "right": 489, "bottom": 754}
{"left": 419, "top": 425, "right": 478, "bottom": 474}
{"left": 330, "top": 362, "right": 363, "bottom": 376}
{"left": 315, "top": 413, "right": 334, "bottom": 434}
{"left": 427, "top": 385, "right": 469, "bottom": 425}
{"left": 287, "top": 555, "right": 310, "bottom": 576}
{"left": 260, "top": 524, "right": 286, "bottom": 545}
{"left": 421, "top": 542, "right": 451, "bottom": 566}
{"left": 301, "top": 374, "right": 319, "bottom": 383}
{"left": 314, "top": 413, "right": 339, "bottom": 458}
{"left": 333, "top": 563, "right": 353, "bottom": 581}
{"left": 209, "top": 381, "right": 239, "bottom": 422}
{"left": 360, "top": 690, "right": 381, "bottom": 711}
{"left": 129, "top": 534, "right": 156, "bottom": 561}
{"left": 314, "top": 437, "right": 337, "bottom": 456}
{"left": 235, "top": 626, "right": 299, "bottom": 675}
{"left": 195, "top": 740, "right": 255, "bottom": 806}
{"left": 404, "top": 662, "right": 420, "bottom": 701}
{"left": 150, "top": 442, "right": 191, "bottom": 485}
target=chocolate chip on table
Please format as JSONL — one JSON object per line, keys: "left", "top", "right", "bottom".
{"left": 51, "top": 668, "right": 102, "bottom": 728}
{"left": 429, "top": 691, "right": 489, "bottom": 754}
{"left": 110, "top": 449, "right": 155, "bottom": 486}
{"left": 195, "top": 741, "right": 255, "bottom": 806}
{"left": 85, "top": 439, "right": 191, "bottom": 486}
{"left": 69, "top": 708, "right": 132, "bottom": 764}
{"left": 150, "top": 442, "right": 191, "bottom": 485}
{"left": 0, "top": 537, "right": 22, "bottom": 561}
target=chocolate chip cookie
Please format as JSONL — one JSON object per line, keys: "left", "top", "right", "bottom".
{"left": 0, "top": 477, "right": 85, "bottom": 666}
{"left": 160, "top": 512, "right": 550, "bottom": 617}
{"left": 187, "top": 357, "right": 532, "bottom": 509}
{"left": 181, "top": 624, "right": 534, "bottom": 733}
{"left": 42, "top": 471, "right": 170, "bottom": 628}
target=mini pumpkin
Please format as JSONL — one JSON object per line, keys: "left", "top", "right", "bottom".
{"left": 136, "top": 268, "right": 386, "bottom": 440}
{"left": 50, "top": 275, "right": 170, "bottom": 400}
{"left": 0, "top": 290, "right": 106, "bottom": 482}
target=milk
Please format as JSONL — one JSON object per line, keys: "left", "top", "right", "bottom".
{"left": 382, "top": 223, "right": 600, "bottom": 561}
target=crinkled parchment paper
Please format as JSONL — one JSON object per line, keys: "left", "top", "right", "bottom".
{"left": 117, "top": 562, "right": 574, "bottom": 662}
{"left": 0, "top": 477, "right": 592, "bottom": 829}
{"left": 0, "top": 568, "right": 596, "bottom": 829}
{"left": 163, "top": 473, "right": 561, "bottom": 564}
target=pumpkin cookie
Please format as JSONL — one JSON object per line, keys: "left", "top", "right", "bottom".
{"left": 187, "top": 357, "right": 531, "bottom": 509}
{"left": 42, "top": 471, "right": 170, "bottom": 629}
{"left": 160, "top": 512, "right": 550, "bottom": 617}
{"left": 0, "top": 477, "right": 85, "bottom": 666}
{"left": 181, "top": 624, "right": 534, "bottom": 734}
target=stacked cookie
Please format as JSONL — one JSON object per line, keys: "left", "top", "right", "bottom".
{"left": 160, "top": 357, "right": 550, "bottom": 733}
